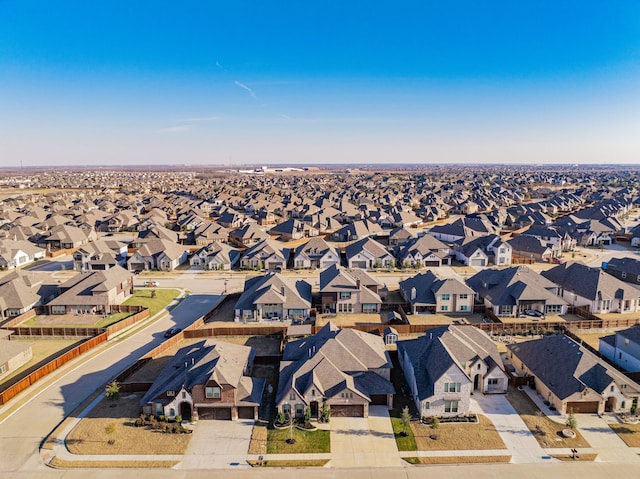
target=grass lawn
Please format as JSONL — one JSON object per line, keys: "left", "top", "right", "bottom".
{"left": 50, "top": 458, "right": 179, "bottom": 468}
{"left": 66, "top": 393, "right": 191, "bottom": 455}
{"left": 404, "top": 456, "right": 511, "bottom": 464}
{"left": 266, "top": 426, "right": 330, "bottom": 454}
{"left": 122, "top": 288, "right": 181, "bottom": 317}
{"left": 505, "top": 387, "right": 590, "bottom": 449}
{"left": 390, "top": 416, "right": 417, "bottom": 451}
{"left": 609, "top": 423, "right": 640, "bottom": 447}
{"left": 575, "top": 331, "right": 615, "bottom": 350}
{"left": 248, "top": 459, "right": 329, "bottom": 467}
{"left": 0, "top": 338, "right": 84, "bottom": 385}
{"left": 408, "top": 414, "right": 506, "bottom": 451}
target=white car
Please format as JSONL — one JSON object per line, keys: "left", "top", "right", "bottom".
{"left": 146, "top": 281, "right": 160, "bottom": 287}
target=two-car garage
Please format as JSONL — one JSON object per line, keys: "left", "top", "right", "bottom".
{"left": 565, "top": 401, "right": 599, "bottom": 414}
{"left": 330, "top": 404, "right": 365, "bottom": 417}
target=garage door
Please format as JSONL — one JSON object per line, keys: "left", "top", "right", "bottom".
{"left": 470, "top": 259, "right": 486, "bottom": 267}
{"left": 352, "top": 261, "right": 367, "bottom": 269}
{"left": 238, "top": 407, "right": 255, "bottom": 420}
{"left": 370, "top": 394, "right": 388, "bottom": 406}
{"left": 330, "top": 404, "right": 364, "bottom": 417}
{"left": 566, "top": 401, "right": 599, "bottom": 414}
{"left": 198, "top": 407, "right": 232, "bottom": 420}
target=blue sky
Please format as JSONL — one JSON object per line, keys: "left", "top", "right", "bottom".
{"left": 1, "top": 1, "right": 639, "bottom": 166}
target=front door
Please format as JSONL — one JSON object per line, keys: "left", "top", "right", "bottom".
{"left": 180, "top": 402, "right": 192, "bottom": 421}
{"left": 310, "top": 401, "right": 319, "bottom": 419}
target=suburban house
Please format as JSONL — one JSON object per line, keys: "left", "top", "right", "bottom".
{"left": 0, "top": 239, "right": 45, "bottom": 270}
{"left": 140, "top": 340, "right": 264, "bottom": 421}
{"left": 234, "top": 272, "right": 312, "bottom": 322}
{"left": 507, "top": 235, "right": 554, "bottom": 263}
{"left": 44, "top": 266, "right": 134, "bottom": 315}
{"left": 332, "top": 219, "right": 382, "bottom": 242}
{"left": 229, "top": 222, "right": 269, "bottom": 247}
{"left": 0, "top": 330, "right": 32, "bottom": 379}
{"left": 238, "top": 239, "right": 290, "bottom": 271}
{"left": 541, "top": 262, "right": 640, "bottom": 314}
{"left": 507, "top": 335, "right": 640, "bottom": 414}
{"left": 388, "top": 226, "right": 417, "bottom": 248}
{"left": 467, "top": 266, "right": 568, "bottom": 318}
{"left": 600, "top": 326, "right": 640, "bottom": 373}
{"left": 345, "top": 237, "right": 395, "bottom": 269}
{"left": 72, "top": 239, "right": 128, "bottom": 271}
{"left": 453, "top": 234, "right": 512, "bottom": 267}
{"left": 602, "top": 257, "right": 640, "bottom": 286}
{"left": 398, "top": 325, "right": 508, "bottom": 419}
{"left": 397, "top": 234, "right": 452, "bottom": 267}
{"left": 190, "top": 221, "right": 229, "bottom": 245}
{"left": 428, "top": 217, "right": 499, "bottom": 243}
{"left": 276, "top": 322, "right": 395, "bottom": 418}
{"left": 319, "top": 264, "right": 382, "bottom": 314}
{"left": 521, "top": 226, "right": 576, "bottom": 255}
{"left": 292, "top": 236, "right": 340, "bottom": 269}
{"left": 269, "top": 218, "right": 319, "bottom": 241}
{"left": 39, "top": 224, "right": 96, "bottom": 251}
{"left": 189, "top": 242, "right": 241, "bottom": 270}
{"left": 0, "top": 272, "right": 45, "bottom": 318}
{"left": 127, "top": 238, "right": 189, "bottom": 271}
{"left": 399, "top": 271, "right": 474, "bottom": 314}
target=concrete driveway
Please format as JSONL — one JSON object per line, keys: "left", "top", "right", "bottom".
{"left": 176, "top": 420, "right": 254, "bottom": 469}
{"left": 471, "top": 393, "right": 548, "bottom": 463}
{"left": 573, "top": 414, "right": 639, "bottom": 462}
{"left": 329, "top": 405, "right": 403, "bottom": 468}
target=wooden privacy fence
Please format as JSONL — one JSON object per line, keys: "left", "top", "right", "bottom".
{"left": 10, "top": 326, "right": 104, "bottom": 337}
{"left": 0, "top": 332, "right": 108, "bottom": 405}
{"left": 0, "top": 309, "right": 36, "bottom": 329}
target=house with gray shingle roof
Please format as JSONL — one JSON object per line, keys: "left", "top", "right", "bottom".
{"left": 319, "top": 265, "right": 382, "bottom": 314}
{"left": 239, "top": 239, "right": 290, "bottom": 271}
{"left": 190, "top": 242, "right": 240, "bottom": 270}
{"left": 399, "top": 271, "right": 474, "bottom": 314}
{"left": 293, "top": 236, "right": 340, "bottom": 269}
{"left": 0, "top": 331, "right": 32, "bottom": 379}
{"left": 45, "top": 265, "right": 133, "bottom": 315}
{"left": 141, "top": 340, "right": 263, "bottom": 421}
{"left": 508, "top": 335, "right": 640, "bottom": 414}
{"left": 276, "top": 322, "right": 394, "bottom": 418}
{"left": 398, "top": 325, "right": 508, "bottom": 419}
{"left": 467, "top": 266, "right": 567, "bottom": 318}
{"left": 397, "top": 234, "right": 452, "bottom": 267}
{"left": 602, "top": 257, "right": 640, "bottom": 286}
{"left": 234, "top": 272, "right": 311, "bottom": 322}
{"left": 345, "top": 237, "right": 395, "bottom": 269}
{"left": 541, "top": 262, "right": 640, "bottom": 314}
{"left": 600, "top": 326, "right": 640, "bottom": 373}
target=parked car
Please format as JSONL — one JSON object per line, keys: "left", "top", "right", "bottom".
{"left": 551, "top": 257, "right": 564, "bottom": 264}
{"left": 163, "top": 327, "right": 181, "bottom": 338}
{"left": 146, "top": 280, "right": 160, "bottom": 287}
{"left": 524, "top": 309, "right": 545, "bottom": 318}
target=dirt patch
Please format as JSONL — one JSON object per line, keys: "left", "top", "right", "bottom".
{"left": 410, "top": 414, "right": 506, "bottom": 451}
{"left": 65, "top": 393, "right": 191, "bottom": 455}
{"left": 404, "top": 455, "right": 511, "bottom": 464}
{"left": 505, "top": 387, "right": 590, "bottom": 449}
{"left": 610, "top": 423, "right": 640, "bottom": 447}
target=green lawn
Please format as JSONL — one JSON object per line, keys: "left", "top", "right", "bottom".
{"left": 390, "top": 416, "right": 417, "bottom": 451}
{"left": 122, "top": 289, "right": 181, "bottom": 317}
{"left": 266, "top": 427, "right": 330, "bottom": 454}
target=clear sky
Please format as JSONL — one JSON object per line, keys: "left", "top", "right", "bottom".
{"left": 1, "top": 1, "right": 639, "bottom": 167}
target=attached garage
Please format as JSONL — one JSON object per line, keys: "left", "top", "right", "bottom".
{"left": 330, "top": 404, "right": 365, "bottom": 417}
{"left": 351, "top": 261, "right": 367, "bottom": 269}
{"left": 566, "top": 401, "right": 599, "bottom": 414}
{"left": 470, "top": 258, "right": 486, "bottom": 267}
{"left": 424, "top": 260, "right": 440, "bottom": 267}
{"left": 370, "top": 395, "right": 388, "bottom": 406}
{"left": 237, "top": 407, "right": 255, "bottom": 420}
{"left": 198, "top": 407, "right": 232, "bottom": 420}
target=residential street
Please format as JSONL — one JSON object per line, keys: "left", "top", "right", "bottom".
{"left": 0, "top": 293, "right": 222, "bottom": 475}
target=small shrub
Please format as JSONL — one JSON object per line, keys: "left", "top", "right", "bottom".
{"left": 105, "top": 381, "right": 120, "bottom": 401}
{"left": 148, "top": 415, "right": 155, "bottom": 422}
{"left": 158, "top": 415, "right": 165, "bottom": 422}
{"left": 276, "top": 410, "right": 286, "bottom": 425}
{"left": 175, "top": 415, "right": 182, "bottom": 423}
{"left": 134, "top": 419, "right": 142, "bottom": 427}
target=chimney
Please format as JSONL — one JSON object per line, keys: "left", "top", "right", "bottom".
{"left": 356, "top": 279, "right": 361, "bottom": 289}
{"left": 281, "top": 286, "right": 285, "bottom": 296}
{"left": 411, "top": 287, "right": 416, "bottom": 301}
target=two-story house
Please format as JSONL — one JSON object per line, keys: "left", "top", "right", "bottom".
{"left": 319, "top": 264, "right": 382, "bottom": 314}
{"left": 140, "top": 340, "right": 264, "bottom": 421}
{"left": 600, "top": 326, "right": 640, "bottom": 373}
{"left": 399, "top": 271, "right": 474, "bottom": 314}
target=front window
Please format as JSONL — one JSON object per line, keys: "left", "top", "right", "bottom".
{"left": 205, "top": 386, "right": 221, "bottom": 399}
{"left": 441, "top": 294, "right": 450, "bottom": 301}
{"left": 441, "top": 305, "right": 449, "bottom": 311}
{"left": 546, "top": 304, "right": 562, "bottom": 314}
{"left": 444, "top": 400, "right": 459, "bottom": 413}
{"left": 423, "top": 401, "right": 430, "bottom": 410}
{"left": 459, "top": 294, "right": 468, "bottom": 300}
{"left": 340, "top": 291, "right": 351, "bottom": 299}
{"left": 459, "top": 305, "right": 468, "bottom": 311}
{"left": 363, "top": 303, "right": 377, "bottom": 313}
{"left": 444, "top": 382, "right": 461, "bottom": 393}
{"left": 488, "top": 378, "right": 499, "bottom": 385}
